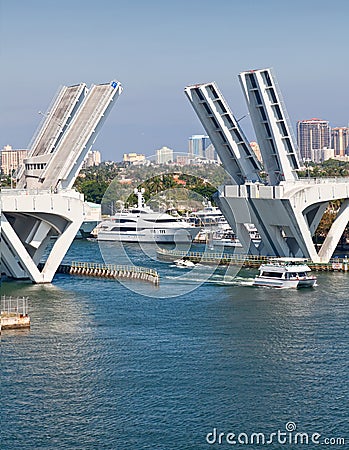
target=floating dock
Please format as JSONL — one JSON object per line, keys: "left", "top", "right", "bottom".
{"left": 54, "top": 261, "right": 160, "bottom": 285}
{"left": 1, "top": 296, "right": 30, "bottom": 331}
{"left": 157, "top": 249, "right": 349, "bottom": 272}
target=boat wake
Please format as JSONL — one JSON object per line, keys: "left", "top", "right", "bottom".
{"left": 164, "top": 275, "right": 255, "bottom": 286}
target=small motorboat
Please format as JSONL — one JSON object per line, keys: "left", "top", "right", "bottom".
{"left": 173, "top": 258, "right": 195, "bottom": 268}
{"left": 253, "top": 258, "right": 317, "bottom": 289}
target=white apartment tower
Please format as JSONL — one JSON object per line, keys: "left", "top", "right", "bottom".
{"left": 0, "top": 145, "right": 28, "bottom": 175}
{"left": 84, "top": 150, "right": 101, "bottom": 167}
{"left": 156, "top": 146, "right": 173, "bottom": 164}
{"left": 297, "top": 118, "right": 331, "bottom": 161}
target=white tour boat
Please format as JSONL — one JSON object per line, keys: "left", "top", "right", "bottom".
{"left": 94, "top": 189, "right": 200, "bottom": 243}
{"left": 253, "top": 258, "right": 317, "bottom": 289}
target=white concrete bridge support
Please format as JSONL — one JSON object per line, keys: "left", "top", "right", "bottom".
{"left": 186, "top": 68, "right": 348, "bottom": 263}
{"left": 1, "top": 79, "right": 122, "bottom": 283}
{"left": 218, "top": 179, "right": 349, "bottom": 263}
{"left": 318, "top": 199, "right": 349, "bottom": 261}
{"left": 1, "top": 190, "right": 84, "bottom": 283}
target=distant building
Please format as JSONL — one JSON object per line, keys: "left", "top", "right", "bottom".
{"left": 176, "top": 154, "right": 191, "bottom": 165}
{"left": 297, "top": 119, "right": 331, "bottom": 161}
{"left": 123, "top": 152, "right": 146, "bottom": 165}
{"left": 334, "top": 155, "right": 349, "bottom": 162}
{"left": 204, "top": 143, "right": 220, "bottom": 163}
{"left": 331, "top": 127, "right": 349, "bottom": 156}
{"left": 172, "top": 174, "right": 186, "bottom": 186}
{"left": 156, "top": 146, "right": 173, "bottom": 164}
{"left": 83, "top": 150, "right": 101, "bottom": 168}
{"left": 250, "top": 141, "right": 262, "bottom": 163}
{"left": 188, "top": 135, "right": 211, "bottom": 158}
{"left": 0, "top": 145, "right": 28, "bottom": 175}
{"left": 312, "top": 147, "right": 335, "bottom": 163}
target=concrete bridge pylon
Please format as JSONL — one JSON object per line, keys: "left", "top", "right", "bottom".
{"left": 1, "top": 80, "right": 122, "bottom": 283}
{"left": 218, "top": 179, "right": 349, "bottom": 263}
{"left": 185, "top": 69, "right": 349, "bottom": 263}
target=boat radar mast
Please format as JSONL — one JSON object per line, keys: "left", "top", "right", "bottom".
{"left": 134, "top": 188, "right": 146, "bottom": 209}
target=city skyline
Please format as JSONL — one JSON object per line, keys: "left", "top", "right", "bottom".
{"left": 1, "top": 0, "right": 348, "bottom": 162}
{"left": 2, "top": 119, "right": 348, "bottom": 175}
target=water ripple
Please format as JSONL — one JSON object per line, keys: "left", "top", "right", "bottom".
{"left": 1, "top": 241, "right": 348, "bottom": 449}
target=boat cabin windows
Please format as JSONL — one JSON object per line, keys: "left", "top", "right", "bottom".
{"left": 113, "top": 218, "right": 137, "bottom": 224}
{"left": 285, "top": 272, "right": 307, "bottom": 279}
{"left": 111, "top": 226, "right": 142, "bottom": 232}
{"left": 130, "top": 209, "right": 148, "bottom": 214}
{"left": 144, "top": 218, "right": 182, "bottom": 223}
{"left": 260, "top": 271, "right": 283, "bottom": 278}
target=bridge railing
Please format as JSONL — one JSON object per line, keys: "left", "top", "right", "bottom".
{"left": 1, "top": 188, "right": 83, "bottom": 198}
{"left": 295, "top": 177, "right": 349, "bottom": 185}
{"left": 1, "top": 296, "right": 29, "bottom": 316}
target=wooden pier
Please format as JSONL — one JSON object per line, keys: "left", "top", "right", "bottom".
{"left": 54, "top": 261, "right": 160, "bottom": 285}
{"left": 157, "top": 249, "right": 349, "bottom": 273}
{"left": 1, "top": 296, "right": 30, "bottom": 331}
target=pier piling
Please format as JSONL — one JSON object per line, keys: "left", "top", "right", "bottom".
{"left": 54, "top": 262, "right": 159, "bottom": 285}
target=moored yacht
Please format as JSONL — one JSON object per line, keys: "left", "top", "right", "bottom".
{"left": 211, "top": 230, "right": 242, "bottom": 247}
{"left": 187, "top": 202, "right": 230, "bottom": 230}
{"left": 94, "top": 189, "right": 200, "bottom": 243}
{"left": 253, "top": 258, "right": 317, "bottom": 289}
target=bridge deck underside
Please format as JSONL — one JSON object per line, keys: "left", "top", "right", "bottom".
{"left": 31, "top": 84, "right": 86, "bottom": 158}
{"left": 41, "top": 84, "right": 115, "bottom": 189}
{"left": 184, "top": 83, "right": 261, "bottom": 185}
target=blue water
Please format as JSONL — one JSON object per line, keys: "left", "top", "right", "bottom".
{"left": 1, "top": 240, "right": 348, "bottom": 449}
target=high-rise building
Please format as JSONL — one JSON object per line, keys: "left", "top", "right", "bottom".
{"left": 312, "top": 147, "right": 335, "bottom": 163}
{"left": 156, "top": 146, "right": 173, "bottom": 164}
{"left": 297, "top": 119, "right": 331, "bottom": 161}
{"left": 204, "top": 143, "right": 220, "bottom": 162}
{"left": 0, "top": 145, "right": 28, "bottom": 175}
{"left": 331, "top": 127, "right": 349, "bottom": 156}
{"left": 83, "top": 150, "right": 101, "bottom": 167}
{"left": 188, "top": 135, "right": 210, "bottom": 158}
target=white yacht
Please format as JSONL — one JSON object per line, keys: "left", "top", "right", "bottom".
{"left": 245, "top": 223, "right": 261, "bottom": 242}
{"left": 94, "top": 189, "right": 200, "bottom": 243}
{"left": 253, "top": 258, "right": 317, "bottom": 289}
{"left": 211, "top": 230, "right": 243, "bottom": 247}
{"left": 187, "top": 202, "right": 230, "bottom": 230}
{"left": 188, "top": 204, "right": 261, "bottom": 248}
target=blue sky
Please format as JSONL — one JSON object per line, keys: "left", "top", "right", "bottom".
{"left": 1, "top": 0, "right": 348, "bottom": 161}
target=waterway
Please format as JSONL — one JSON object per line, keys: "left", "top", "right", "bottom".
{"left": 1, "top": 239, "right": 348, "bottom": 449}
